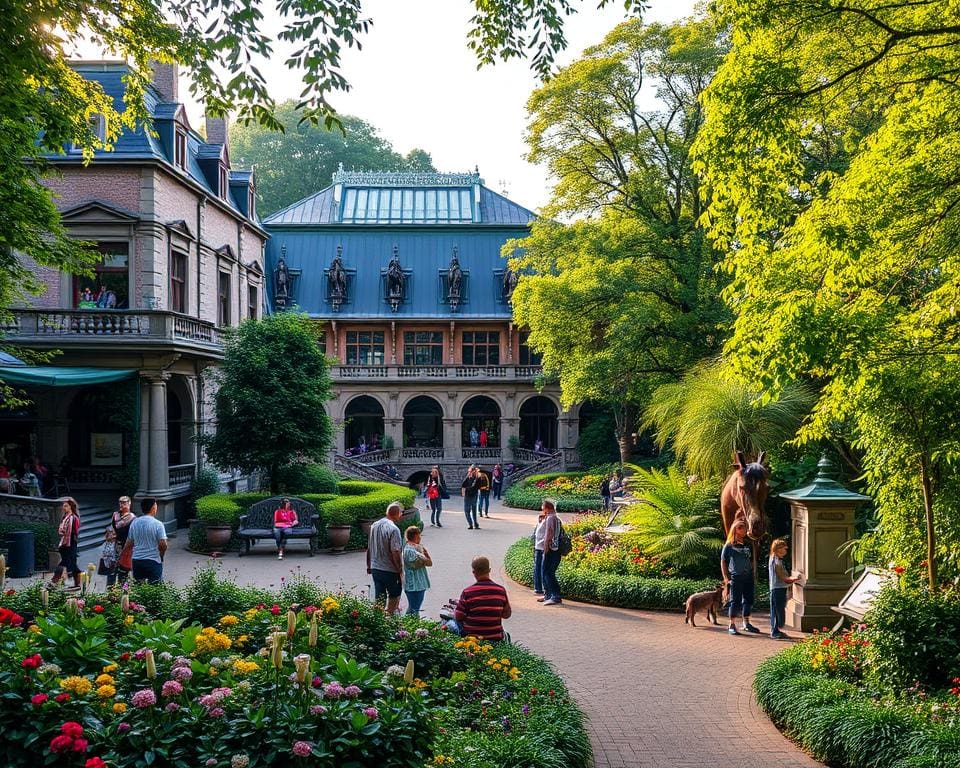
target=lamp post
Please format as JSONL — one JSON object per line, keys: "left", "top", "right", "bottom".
{"left": 779, "top": 454, "right": 870, "bottom": 632}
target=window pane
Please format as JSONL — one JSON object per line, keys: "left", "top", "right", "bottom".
{"left": 425, "top": 190, "right": 437, "bottom": 220}
{"left": 414, "top": 190, "right": 425, "bottom": 219}
{"left": 390, "top": 189, "right": 401, "bottom": 221}
{"left": 460, "top": 190, "right": 472, "bottom": 220}
{"left": 402, "top": 190, "right": 414, "bottom": 220}
{"left": 355, "top": 189, "right": 368, "bottom": 220}
{"left": 404, "top": 331, "right": 415, "bottom": 344}
{"left": 347, "top": 331, "right": 357, "bottom": 344}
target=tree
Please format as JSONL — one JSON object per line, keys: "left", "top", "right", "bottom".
{"left": 230, "top": 104, "right": 434, "bottom": 215}
{"left": 508, "top": 17, "right": 728, "bottom": 464}
{"left": 642, "top": 361, "right": 813, "bottom": 480}
{"left": 199, "top": 313, "right": 334, "bottom": 492}
{"left": 694, "top": 0, "right": 960, "bottom": 589}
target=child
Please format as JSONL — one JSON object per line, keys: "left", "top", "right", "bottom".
{"left": 402, "top": 526, "right": 432, "bottom": 616}
{"left": 768, "top": 538, "right": 800, "bottom": 639}
{"left": 98, "top": 527, "right": 117, "bottom": 584}
{"left": 720, "top": 519, "right": 758, "bottom": 635}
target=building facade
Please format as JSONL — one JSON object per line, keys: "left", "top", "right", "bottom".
{"left": 263, "top": 169, "right": 583, "bottom": 483}
{"left": 1, "top": 61, "right": 266, "bottom": 530}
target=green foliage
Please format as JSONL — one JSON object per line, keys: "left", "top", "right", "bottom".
{"left": 504, "top": 539, "right": 714, "bottom": 610}
{"left": 189, "top": 467, "right": 222, "bottom": 505}
{"left": 503, "top": 472, "right": 603, "bottom": 513}
{"left": 321, "top": 486, "right": 416, "bottom": 527}
{"left": 0, "top": 522, "right": 52, "bottom": 570}
{"left": 643, "top": 361, "right": 813, "bottom": 479}
{"left": 181, "top": 566, "right": 273, "bottom": 625}
{"left": 195, "top": 493, "right": 250, "bottom": 526}
{"left": 231, "top": 104, "right": 434, "bottom": 215}
{"left": 276, "top": 461, "right": 339, "bottom": 494}
{"left": 576, "top": 414, "right": 621, "bottom": 467}
{"left": 199, "top": 313, "right": 334, "bottom": 492}
{"left": 622, "top": 466, "right": 723, "bottom": 574}
{"left": 863, "top": 581, "right": 960, "bottom": 693}
{"left": 755, "top": 646, "right": 960, "bottom": 768}
{"left": 508, "top": 17, "right": 728, "bottom": 464}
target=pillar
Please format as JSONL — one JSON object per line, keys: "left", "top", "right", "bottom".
{"left": 442, "top": 418, "right": 461, "bottom": 455}
{"left": 138, "top": 378, "right": 150, "bottom": 493}
{"left": 146, "top": 373, "right": 170, "bottom": 494}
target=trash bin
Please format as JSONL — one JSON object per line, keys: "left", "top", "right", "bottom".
{"left": 6, "top": 530, "right": 35, "bottom": 578}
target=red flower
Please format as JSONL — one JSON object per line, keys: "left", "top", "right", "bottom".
{"left": 118, "top": 652, "right": 131, "bottom": 662}
{"left": 31, "top": 693, "right": 48, "bottom": 706}
{"left": 4, "top": 588, "right": 15, "bottom": 596}
{"left": 351, "top": 610, "right": 359, "bottom": 619}
{"left": 85, "top": 759, "right": 108, "bottom": 768}
{"left": 312, "top": 676, "right": 323, "bottom": 687}
{"left": 61, "top": 722, "right": 84, "bottom": 739}
{"left": 270, "top": 604, "right": 281, "bottom": 616}
{"left": 71, "top": 738, "right": 89, "bottom": 753}
{"left": 548, "top": 690, "right": 555, "bottom": 697}
{"left": 55, "top": 693, "right": 71, "bottom": 703}
{"left": 21, "top": 654, "right": 42, "bottom": 669}
{"left": 893, "top": 565, "right": 906, "bottom": 575}
{"left": 93, "top": 605, "right": 104, "bottom": 613}
{"left": 0, "top": 607, "right": 23, "bottom": 626}
{"left": 49, "top": 735, "right": 74, "bottom": 753}
{"left": 530, "top": 688, "right": 538, "bottom": 695}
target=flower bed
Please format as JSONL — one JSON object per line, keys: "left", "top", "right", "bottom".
{"left": 755, "top": 580, "right": 960, "bottom": 768}
{"left": 503, "top": 472, "right": 604, "bottom": 512}
{"left": 0, "top": 571, "right": 591, "bottom": 768}
{"left": 504, "top": 515, "right": 715, "bottom": 610}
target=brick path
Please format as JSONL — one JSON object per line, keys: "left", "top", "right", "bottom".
{"left": 115, "top": 497, "right": 822, "bottom": 767}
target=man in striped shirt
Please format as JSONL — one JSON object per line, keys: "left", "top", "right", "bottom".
{"left": 453, "top": 556, "right": 512, "bottom": 641}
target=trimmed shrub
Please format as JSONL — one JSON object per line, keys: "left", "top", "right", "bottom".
{"left": 504, "top": 471, "right": 603, "bottom": 513}
{"left": 503, "top": 538, "right": 714, "bottom": 610}
{"left": 277, "top": 461, "right": 339, "bottom": 494}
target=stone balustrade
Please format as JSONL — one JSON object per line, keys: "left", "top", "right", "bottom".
{"left": 332, "top": 364, "right": 542, "bottom": 381}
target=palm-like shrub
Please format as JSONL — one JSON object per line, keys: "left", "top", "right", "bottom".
{"left": 622, "top": 465, "right": 723, "bottom": 573}
{"left": 642, "top": 361, "right": 813, "bottom": 479}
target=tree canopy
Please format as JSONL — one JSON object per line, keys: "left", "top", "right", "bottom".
{"left": 694, "top": 0, "right": 960, "bottom": 587}
{"left": 508, "top": 17, "right": 727, "bottom": 462}
{"left": 230, "top": 104, "right": 434, "bottom": 216}
{"left": 199, "top": 313, "right": 334, "bottom": 491}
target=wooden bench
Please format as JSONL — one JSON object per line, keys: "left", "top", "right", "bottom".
{"left": 237, "top": 496, "right": 319, "bottom": 557}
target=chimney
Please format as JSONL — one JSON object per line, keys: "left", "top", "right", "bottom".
{"left": 205, "top": 114, "right": 229, "bottom": 151}
{"left": 149, "top": 60, "right": 179, "bottom": 103}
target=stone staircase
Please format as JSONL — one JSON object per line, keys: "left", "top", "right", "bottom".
{"left": 503, "top": 450, "right": 563, "bottom": 487}
{"left": 77, "top": 499, "right": 114, "bottom": 552}
{"left": 333, "top": 454, "right": 410, "bottom": 486}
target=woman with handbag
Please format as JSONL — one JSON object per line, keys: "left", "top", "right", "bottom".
{"left": 109, "top": 495, "right": 136, "bottom": 587}
{"left": 425, "top": 466, "right": 446, "bottom": 527}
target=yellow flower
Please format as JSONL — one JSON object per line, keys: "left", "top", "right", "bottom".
{"left": 209, "top": 667, "right": 219, "bottom": 676}
{"left": 219, "top": 615, "right": 239, "bottom": 626}
{"left": 113, "top": 702, "right": 127, "bottom": 714}
{"left": 237, "top": 635, "right": 249, "bottom": 644}
{"left": 103, "top": 664, "right": 118, "bottom": 674}
{"left": 232, "top": 659, "right": 260, "bottom": 675}
{"left": 321, "top": 597, "right": 340, "bottom": 613}
{"left": 124, "top": 615, "right": 134, "bottom": 626}
{"left": 95, "top": 673, "right": 115, "bottom": 686}
{"left": 59, "top": 676, "right": 93, "bottom": 696}
{"left": 194, "top": 627, "right": 233, "bottom": 655}
{"left": 27, "top": 624, "right": 41, "bottom": 634}
{"left": 97, "top": 684, "right": 116, "bottom": 698}
{"left": 499, "top": 658, "right": 510, "bottom": 665}
{"left": 492, "top": 663, "right": 502, "bottom": 671}
{"left": 244, "top": 608, "right": 258, "bottom": 620}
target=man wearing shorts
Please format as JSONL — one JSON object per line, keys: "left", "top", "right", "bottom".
{"left": 366, "top": 501, "right": 404, "bottom": 614}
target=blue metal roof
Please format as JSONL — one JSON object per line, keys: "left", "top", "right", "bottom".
{"left": 51, "top": 62, "right": 258, "bottom": 226}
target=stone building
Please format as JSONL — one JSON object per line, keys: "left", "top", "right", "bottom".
{"left": 0, "top": 61, "right": 266, "bottom": 534}
{"left": 263, "top": 169, "right": 583, "bottom": 483}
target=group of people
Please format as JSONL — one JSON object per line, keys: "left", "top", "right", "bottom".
{"left": 48, "top": 494, "right": 168, "bottom": 590}
{"left": 345, "top": 435, "right": 382, "bottom": 456}
{"left": 467, "top": 426, "right": 490, "bottom": 448}
{"left": 599, "top": 469, "right": 626, "bottom": 511}
{"left": 77, "top": 286, "right": 119, "bottom": 308}
{"left": 0, "top": 458, "right": 61, "bottom": 497}
{"left": 365, "top": 501, "right": 511, "bottom": 640}
{"left": 721, "top": 519, "right": 800, "bottom": 640}
{"left": 422, "top": 464, "right": 505, "bottom": 528}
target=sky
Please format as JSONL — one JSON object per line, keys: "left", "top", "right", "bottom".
{"left": 180, "top": 0, "right": 700, "bottom": 212}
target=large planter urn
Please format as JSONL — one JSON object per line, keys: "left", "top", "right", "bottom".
{"left": 326, "top": 525, "right": 352, "bottom": 552}
{"left": 401, "top": 507, "right": 420, "bottom": 525}
{"left": 205, "top": 525, "right": 233, "bottom": 550}
{"left": 359, "top": 519, "right": 377, "bottom": 539}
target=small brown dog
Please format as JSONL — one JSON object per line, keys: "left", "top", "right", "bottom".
{"left": 684, "top": 585, "right": 725, "bottom": 627}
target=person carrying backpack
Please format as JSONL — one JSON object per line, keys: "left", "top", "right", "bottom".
{"left": 539, "top": 498, "right": 564, "bottom": 606}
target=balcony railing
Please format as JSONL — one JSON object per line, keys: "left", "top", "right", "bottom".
{"left": 5, "top": 309, "right": 221, "bottom": 349}
{"left": 462, "top": 447, "right": 502, "bottom": 460}
{"left": 168, "top": 463, "right": 197, "bottom": 488}
{"left": 332, "top": 364, "right": 542, "bottom": 381}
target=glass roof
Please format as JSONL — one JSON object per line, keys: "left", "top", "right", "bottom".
{"left": 340, "top": 187, "right": 475, "bottom": 224}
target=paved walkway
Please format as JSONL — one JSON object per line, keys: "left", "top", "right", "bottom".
{"left": 71, "top": 498, "right": 821, "bottom": 767}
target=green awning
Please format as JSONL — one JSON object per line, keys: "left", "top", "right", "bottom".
{"left": 0, "top": 366, "right": 138, "bottom": 387}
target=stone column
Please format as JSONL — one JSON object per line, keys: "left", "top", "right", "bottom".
{"left": 385, "top": 418, "right": 403, "bottom": 454}
{"left": 146, "top": 373, "right": 170, "bottom": 494}
{"left": 442, "top": 418, "right": 461, "bottom": 456}
{"left": 138, "top": 378, "right": 151, "bottom": 493}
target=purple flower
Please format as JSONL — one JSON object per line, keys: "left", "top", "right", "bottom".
{"left": 133, "top": 648, "right": 148, "bottom": 661}
{"left": 309, "top": 705, "right": 328, "bottom": 716}
{"left": 323, "top": 682, "right": 345, "bottom": 699}
{"left": 161, "top": 680, "right": 183, "bottom": 698}
{"left": 205, "top": 760, "right": 217, "bottom": 767}
{"left": 164, "top": 702, "right": 180, "bottom": 712}
{"left": 131, "top": 689, "right": 156, "bottom": 709}
{"left": 117, "top": 722, "right": 131, "bottom": 733}
{"left": 208, "top": 707, "right": 225, "bottom": 718}
{"left": 171, "top": 666, "right": 193, "bottom": 682}
{"left": 292, "top": 741, "right": 312, "bottom": 757}
{"left": 522, "top": 704, "right": 530, "bottom": 715}
{"left": 415, "top": 628, "right": 429, "bottom": 638}
{"left": 363, "top": 707, "right": 378, "bottom": 720}
{"left": 344, "top": 685, "right": 361, "bottom": 698}
{"left": 395, "top": 629, "right": 410, "bottom": 639}
{"left": 502, "top": 716, "right": 511, "bottom": 732}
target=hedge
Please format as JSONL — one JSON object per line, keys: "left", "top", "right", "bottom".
{"left": 503, "top": 472, "right": 604, "bottom": 513}
{"left": 755, "top": 646, "right": 960, "bottom": 768}
{"left": 503, "top": 538, "right": 715, "bottom": 610}
{"left": 0, "top": 521, "right": 54, "bottom": 570}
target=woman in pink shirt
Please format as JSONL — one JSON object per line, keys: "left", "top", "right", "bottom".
{"left": 273, "top": 498, "right": 298, "bottom": 560}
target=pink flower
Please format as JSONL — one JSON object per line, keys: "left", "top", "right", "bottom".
{"left": 292, "top": 741, "right": 312, "bottom": 757}
{"left": 50, "top": 735, "right": 75, "bottom": 753}
{"left": 131, "top": 689, "right": 157, "bottom": 709}
{"left": 311, "top": 676, "right": 322, "bottom": 688}
{"left": 363, "top": 707, "right": 378, "bottom": 720}
{"left": 309, "top": 705, "right": 327, "bottom": 716}
{"left": 61, "top": 722, "right": 84, "bottom": 739}
{"left": 161, "top": 680, "right": 183, "bottom": 698}
{"left": 270, "top": 604, "right": 281, "bottom": 616}
{"left": 344, "top": 685, "right": 361, "bottom": 698}
{"left": 395, "top": 629, "right": 410, "bottom": 639}
{"left": 133, "top": 648, "right": 148, "bottom": 661}
{"left": 117, "top": 723, "right": 131, "bottom": 733}
{"left": 323, "top": 682, "right": 344, "bottom": 699}
{"left": 31, "top": 693, "right": 49, "bottom": 706}
{"left": 208, "top": 707, "right": 225, "bottom": 718}
{"left": 165, "top": 702, "right": 180, "bottom": 712}
{"left": 72, "top": 738, "right": 89, "bottom": 753}
{"left": 171, "top": 666, "right": 193, "bottom": 682}
{"left": 304, "top": 605, "right": 318, "bottom": 615}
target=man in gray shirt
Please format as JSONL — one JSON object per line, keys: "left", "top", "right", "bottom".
{"left": 128, "top": 497, "right": 168, "bottom": 583}
{"left": 366, "top": 501, "right": 404, "bottom": 614}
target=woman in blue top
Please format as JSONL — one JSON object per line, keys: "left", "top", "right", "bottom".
{"left": 402, "top": 526, "right": 433, "bottom": 616}
{"left": 720, "top": 519, "right": 760, "bottom": 635}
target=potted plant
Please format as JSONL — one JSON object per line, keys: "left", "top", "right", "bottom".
{"left": 196, "top": 495, "right": 239, "bottom": 550}
{"left": 324, "top": 505, "right": 353, "bottom": 552}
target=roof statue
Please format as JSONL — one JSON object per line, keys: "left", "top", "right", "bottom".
{"left": 386, "top": 246, "right": 406, "bottom": 313}
{"left": 502, "top": 264, "right": 519, "bottom": 303}
{"left": 275, "top": 245, "right": 290, "bottom": 306}
{"left": 328, "top": 246, "right": 347, "bottom": 311}
{"left": 448, "top": 248, "right": 463, "bottom": 311}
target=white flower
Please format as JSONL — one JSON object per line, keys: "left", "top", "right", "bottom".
{"left": 385, "top": 665, "right": 405, "bottom": 678}
{"left": 231, "top": 755, "right": 250, "bottom": 768}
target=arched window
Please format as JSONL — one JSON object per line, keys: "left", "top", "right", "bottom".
{"left": 461, "top": 396, "right": 501, "bottom": 447}
{"left": 344, "top": 396, "right": 385, "bottom": 453}
{"left": 403, "top": 396, "right": 443, "bottom": 448}
{"left": 519, "top": 396, "right": 558, "bottom": 450}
